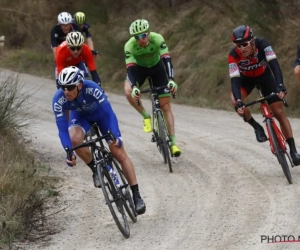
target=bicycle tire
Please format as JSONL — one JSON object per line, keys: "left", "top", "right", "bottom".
{"left": 266, "top": 119, "right": 292, "bottom": 184}
{"left": 110, "top": 158, "right": 137, "bottom": 223}
{"left": 157, "top": 111, "right": 172, "bottom": 173}
{"left": 96, "top": 163, "right": 130, "bottom": 238}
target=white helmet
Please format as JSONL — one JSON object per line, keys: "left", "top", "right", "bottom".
{"left": 66, "top": 32, "right": 84, "bottom": 47}
{"left": 58, "top": 12, "right": 72, "bottom": 24}
{"left": 58, "top": 66, "right": 84, "bottom": 86}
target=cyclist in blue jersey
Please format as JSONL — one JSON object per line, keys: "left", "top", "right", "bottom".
{"left": 52, "top": 66, "right": 146, "bottom": 215}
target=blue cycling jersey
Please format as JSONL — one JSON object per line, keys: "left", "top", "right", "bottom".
{"left": 52, "top": 80, "right": 121, "bottom": 150}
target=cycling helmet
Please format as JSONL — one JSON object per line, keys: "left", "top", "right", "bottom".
{"left": 58, "top": 66, "right": 84, "bottom": 86}
{"left": 74, "top": 12, "right": 86, "bottom": 25}
{"left": 66, "top": 32, "right": 84, "bottom": 47}
{"left": 232, "top": 25, "right": 254, "bottom": 43}
{"left": 129, "top": 19, "right": 150, "bottom": 36}
{"left": 58, "top": 12, "right": 72, "bottom": 25}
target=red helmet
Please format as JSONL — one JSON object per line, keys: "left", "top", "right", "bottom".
{"left": 231, "top": 25, "right": 254, "bottom": 43}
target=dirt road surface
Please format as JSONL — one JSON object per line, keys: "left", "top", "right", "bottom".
{"left": 16, "top": 73, "right": 300, "bottom": 250}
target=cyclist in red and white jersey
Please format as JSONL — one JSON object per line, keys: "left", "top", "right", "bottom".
{"left": 228, "top": 25, "right": 300, "bottom": 165}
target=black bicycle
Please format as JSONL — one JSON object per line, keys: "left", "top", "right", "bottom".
{"left": 244, "top": 86, "right": 293, "bottom": 184}
{"left": 65, "top": 123, "right": 137, "bottom": 238}
{"left": 139, "top": 81, "right": 175, "bottom": 173}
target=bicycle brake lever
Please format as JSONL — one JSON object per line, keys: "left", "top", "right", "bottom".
{"left": 65, "top": 146, "right": 73, "bottom": 161}
{"left": 107, "top": 130, "right": 117, "bottom": 142}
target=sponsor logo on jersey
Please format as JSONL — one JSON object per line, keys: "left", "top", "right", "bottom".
{"left": 264, "top": 46, "right": 276, "bottom": 60}
{"left": 239, "top": 59, "right": 267, "bottom": 71}
{"left": 229, "top": 63, "right": 239, "bottom": 76}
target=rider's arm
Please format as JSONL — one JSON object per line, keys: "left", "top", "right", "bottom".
{"left": 50, "top": 26, "right": 59, "bottom": 60}
{"left": 261, "top": 39, "right": 284, "bottom": 86}
{"left": 124, "top": 41, "right": 138, "bottom": 87}
{"left": 157, "top": 34, "right": 174, "bottom": 80}
{"left": 84, "top": 24, "right": 94, "bottom": 50}
{"left": 52, "top": 94, "right": 72, "bottom": 149}
{"left": 83, "top": 45, "right": 101, "bottom": 84}
{"left": 294, "top": 43, "right": 300, "bottom": 68}
{"left": 228, "top": 53, "right": 242, "bottom": 101}
{"left": 86, "top": 37, "right": 94, "bottom": 51}
{"left": 161, "top": 56, "right": 174, "bottom": 80}
{"left": 268, "top": 59, "right": 284, "bottom": 86}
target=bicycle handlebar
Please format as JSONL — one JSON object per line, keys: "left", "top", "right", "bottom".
{"left": 244, "top": 92, "right": 288, "bottom": 108}
{"left": 136, "top": 85, "right": 176, "bottom": 106}
{"left": 64, "top": 130, "right": 116, "bottom": 161}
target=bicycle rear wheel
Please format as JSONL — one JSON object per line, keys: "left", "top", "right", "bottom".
{"left": 110, "top": 158, "right": 137, "bottom": 223}
{"left": 267, "top": 119, "right": 292, "bottom": 184}
{"left": 97, "top": 163, "right": 130, "bottom": 238}
{"left": 157, "top": 111, "right": 172, "bottom": 173}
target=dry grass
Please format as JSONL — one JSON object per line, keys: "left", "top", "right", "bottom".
{"left": 0, "top": 0, "right": 300, "bottom": 115}
{"left": 0, "top": 70, "right": 57, "bottom": 248}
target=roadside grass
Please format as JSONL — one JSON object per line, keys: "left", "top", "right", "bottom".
{"left": 0, "top": 70, "right": 58, "bottom": 248}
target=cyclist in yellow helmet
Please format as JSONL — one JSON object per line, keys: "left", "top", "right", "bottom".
{"left": 73, "top": 12, "right": 98, "bottom": 57}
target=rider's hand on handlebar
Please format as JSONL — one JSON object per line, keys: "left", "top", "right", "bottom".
{"left": 167, "top": 80, "right": 178, "bottom": 95}
{"left": 277, "top": 84, "right": 287, "bottom": 99}
{"left": 66, "top": 153, "right": 76, "bottom": 167}
{"left": 236, "top": 100, "right": 245, "bottom": 115}
{"left": 131, "top": 86, "right": 140, "bottom": 101}
{"left": 91, "top": 50, "right": 99, "bottom": 57}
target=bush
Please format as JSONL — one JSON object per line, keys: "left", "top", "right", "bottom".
{"left": 0, "top": 70, "right": 56, "bottom": 248}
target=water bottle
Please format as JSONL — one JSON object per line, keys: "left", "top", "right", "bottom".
{"left": 106, "top": 165, "right": 120, "bottom": 187}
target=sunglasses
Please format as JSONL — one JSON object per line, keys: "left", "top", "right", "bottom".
{"left": 69, "top": 46, "right": 82, "bottom": 51}
{"left": 61, "top": 85, "right": 77, "bottom": 91}
{"left": 236, "top": 41, "right": 251, "bottom": 49}
{"left": 134, "top": 33, "right": 147, "bottom": 40}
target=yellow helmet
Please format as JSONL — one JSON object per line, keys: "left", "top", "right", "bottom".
{"left": 74, "top": 12, "right": 86, "bottom": 25}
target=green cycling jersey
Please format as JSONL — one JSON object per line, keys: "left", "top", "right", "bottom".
{"left": 124, "top": 32, "right": 169, "bottom": 68}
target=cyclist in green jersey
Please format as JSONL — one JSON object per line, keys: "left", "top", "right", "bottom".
{"left": 123, "top": 19, "right": 181, "bottom": 157}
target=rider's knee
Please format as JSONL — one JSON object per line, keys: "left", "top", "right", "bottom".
{"left": 273, "top": 108, "right": 285, "bottom": 119}
{"left": 294, "top": 65, "right": 300, "bottom": 76}
{"left": 160, "top": 98, "right": 171, "bottom": 111}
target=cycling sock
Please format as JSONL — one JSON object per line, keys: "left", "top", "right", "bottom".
{"left": 170, "top": 135, "right": 176, "bottom": 146}
{"left": 247, "top": 116, "right": 260, "bottom": 129}
{"left": 286, "top": 137, "right": 297, "bottom": 153}
{"left": 87, "top": 159, "right": 96, "bottom": 173}
{"left": 131, "top": 184, "right": 141, "bottom": 198}
{"left": 140, "top": 110, "right": 150, "bottom": 119}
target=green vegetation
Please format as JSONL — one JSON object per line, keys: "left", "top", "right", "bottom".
{"left": 0, "top": 71, "right": 57, "bottom": 248}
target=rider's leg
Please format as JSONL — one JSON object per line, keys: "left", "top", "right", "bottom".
{"left": 69, "top": 125, "right": 92, "bottom": 163}
{"left": 124, "top": 78, "right": 152, "bottom": 133}
{"left": 98, "top": 102, "right": 146, "bottom": 213}
{"left": 159, "top": 96, "right": 174, "bottom": 139}
{"left": 231, "top": 88, "right": 267, "bottom": 142}
{"left": 269, "top": 100, "right": 300, "bottom": 165}
{"left": 159, "top": 95, "right": 181, "bottom": 156}
{"left": 76, "top": 61, "right": 90, "bottom": 79}
{"left": 124, "top": 79, "right": 148, "bottom": 116}
{"left": 69, "top": 114, "right": 101, "bottom": 187}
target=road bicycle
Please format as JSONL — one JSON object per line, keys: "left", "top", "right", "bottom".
{"left": 139, "top": 79, "right": 175, "bottom": 173}
{"left": 244, "top": 86, "right": 293, "bottom": 184}
{"left": 65, "top": 123, "right": 137, "bottom": 238}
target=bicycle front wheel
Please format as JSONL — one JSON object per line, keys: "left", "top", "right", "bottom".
{"left": 97, "top": 163, "right": 130, "bottom": 238}
{"left": 110, "top": 158, "right": 137, "bottom": 223}
{"left": 266, "top": 119, "right": 292, "bottom": 184}
{"left": 157, "top": 111, "right": 172, "bottom": 173}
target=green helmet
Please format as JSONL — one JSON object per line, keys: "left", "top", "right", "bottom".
{"left": 74, "top": 12, "right": 86, "bottom": 25}
{"left": 129, "top": 19, "right": 150, "bottom": 36}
